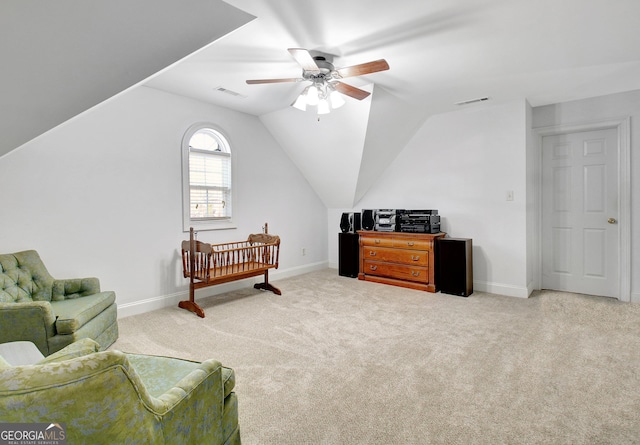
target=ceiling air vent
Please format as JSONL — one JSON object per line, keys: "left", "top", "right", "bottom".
{"left": 214, "top": 86, "right": 246, "bottom": 99}
{"left": 455, "top": 96, "right": 490, "bottom": 106}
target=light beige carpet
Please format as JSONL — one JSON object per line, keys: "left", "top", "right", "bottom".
{"left": 112, "top": 269, "right": 640, "bottom": 444}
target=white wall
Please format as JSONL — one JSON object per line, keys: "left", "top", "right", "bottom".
{"left": 259, "top": 87, "right": 372, "bottom": 209}
{"left": 329, "top": 100, "right": 530, "bottom": 297}
{"left": 532, "top": 90, "right": 640, "bottom": 302}
{"left": 0, "top": 86, "right": 328, "bottom": 316}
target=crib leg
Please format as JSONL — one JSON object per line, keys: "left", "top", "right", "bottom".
{"left": 254, "top": 270, "right": 281, "bottom": 295}
{"left": 179, "top": 300, "right": 205, "bottom": 318}
{"left": 179, "top": 284, "right": 206, "bottom": 317}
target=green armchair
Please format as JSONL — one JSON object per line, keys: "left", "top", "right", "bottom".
{"left": 0, "top": 250, "right": 118, "bottom": 356}
{"left": 0, "top": 339, "right": 240, "bottom": 444}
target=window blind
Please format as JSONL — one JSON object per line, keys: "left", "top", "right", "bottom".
{"left": 189, "top": 149, "right": 231, "bottom": 219}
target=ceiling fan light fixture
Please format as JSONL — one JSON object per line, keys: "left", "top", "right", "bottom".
{"left": 306, "top": 85, "right": 319, "bottom": 106}
{"left": 292, "top": 94, "right": 307, "bottom": 111}
{"left": 329, "top": 88, "right": 345, "bottom": 109}
{"left": 317, "top": 98, "right": 331, "bottom": 115}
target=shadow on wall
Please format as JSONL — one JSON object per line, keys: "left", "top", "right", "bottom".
{"left": 470, "top": 244, "right": 488, "bottom": 289}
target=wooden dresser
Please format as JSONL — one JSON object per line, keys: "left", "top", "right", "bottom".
{"left": 358, "top": 231, "right": 445, "bottom": 292}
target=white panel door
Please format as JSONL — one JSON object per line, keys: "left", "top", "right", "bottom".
{"left": 542, "top": 128, "right": 619, "bottom": 297}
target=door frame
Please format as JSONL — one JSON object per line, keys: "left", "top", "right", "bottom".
{"left": 534, "top": 117, "right": 631, "bottom": 301}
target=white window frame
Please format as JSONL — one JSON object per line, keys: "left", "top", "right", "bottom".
{"left": 181, "top": 123, "right": 236, "bottom": 231}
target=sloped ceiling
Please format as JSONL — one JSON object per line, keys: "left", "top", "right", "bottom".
{"left": 0, "top": 0, "right": 254, "bottom": 158}
{"left": 354, "top": 85, "right": 430, "bottom": 205}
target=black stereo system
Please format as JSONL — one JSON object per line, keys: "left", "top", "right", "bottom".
{"left": 359, "top": 209, "right": 441, "bottom": 233}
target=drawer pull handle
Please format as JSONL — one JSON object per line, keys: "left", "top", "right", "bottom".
{"left": 374, "top": 239, "right": 381, "bottom": 244}
{"left": 369, "top": 265, "right": 378, "bottom": 271}
{"left": 411, "top": 271, "right": 420, "bottom": 277}
{"left": 411, "top": 255, "right": 420, "bottom": 261}
{"left": 407, "top": 242, "right": 415, "bottom": 246}
{"left": 369, "top": 251, "right": 377, "bottom": 256}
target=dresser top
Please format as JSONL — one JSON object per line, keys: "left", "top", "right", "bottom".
{"left": 357, "top": 231, "right": 445, "bottom": 240}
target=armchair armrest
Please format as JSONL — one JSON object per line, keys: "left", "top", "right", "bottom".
{"left": 145, "top": 358, "right": 226, "bottom": 442}
{"left": 0, "top": 301, "right": 55, "bottom": 355}
{"left": 52, "top": 277, "right": 100, "bottom": 301}
{"left": 37, "top": 338, "right": 101, "bottom": 364}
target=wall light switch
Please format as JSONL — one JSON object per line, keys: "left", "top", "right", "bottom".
{"left": 506, "top": 190, "right": 514, "bottom": 201}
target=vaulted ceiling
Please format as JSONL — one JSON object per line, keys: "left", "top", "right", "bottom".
{"left": 3, "top": 0, "right": 640, "bottom": 207}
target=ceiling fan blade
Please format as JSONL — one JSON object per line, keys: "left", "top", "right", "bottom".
{"left": 288, "top": 48, "right": 321, "bottom": 73}
{"left": 336, "top": 59, "right": 389, "bottom": 78}
{"left": 246, "top": 78, "right": 303, "bottom": 84}
{"left": 333, "top": 82, "right": 370, "bottom": 100}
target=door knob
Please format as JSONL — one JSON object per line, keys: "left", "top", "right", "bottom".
{"left": 608, "top": 218, "right": 617, "bottom": 224}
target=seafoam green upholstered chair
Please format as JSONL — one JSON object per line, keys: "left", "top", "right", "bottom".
{"left": 0, "top": 250, "right": 118, "bottom": 355}
{"left": 0, "top": 339, "right": 241, "bottom": 444}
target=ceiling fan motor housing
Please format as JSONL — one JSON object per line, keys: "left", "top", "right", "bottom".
{"left": 305, "top": 56, "right": 337, "bottom": 81}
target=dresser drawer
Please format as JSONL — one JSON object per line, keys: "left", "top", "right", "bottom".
{"left": 360, "top": 236, "right": 394, "bottom": 248}
{"left": 363, "top": 246, "right": 428, "bottom": 267}
{"left": 363, "top": 260, "right": 429, "bottom": 284}
{"left": 392, "top": 237, "right": 432, "bottom": 251}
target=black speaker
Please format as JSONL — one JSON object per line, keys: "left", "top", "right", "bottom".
{"left": 340, "top": 213, "right": 350, "bottom": 232}
{"left": 353, "top": 212, "right": 361, "bottom": 232}
{"left": 339, "top": 232, "right": 360, "bottom": 278}
{"left": 340, "top": 212, "right": 361, "bottom": 233}
{"left": 361, "top": 210, "right": 375, "bottom": 230}
{"left": 437, "top": 238, "right": 473, "bottom": 297}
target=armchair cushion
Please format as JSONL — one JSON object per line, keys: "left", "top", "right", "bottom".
{"left": 51, "top": 291, "right": 116, "bottom": 334}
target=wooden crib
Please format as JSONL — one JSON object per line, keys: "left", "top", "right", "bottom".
{"left": 180, "top": 224, "right": 281, "bottom": 317}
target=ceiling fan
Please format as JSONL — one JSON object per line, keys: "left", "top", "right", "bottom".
{"left": 246, "top": 48, "right": 389, "bottom": 113}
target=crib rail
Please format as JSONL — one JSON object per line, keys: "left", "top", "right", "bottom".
{"left": 208, "top": 236, "right": 280, "bottom": 280}
{"left": 182, "top": 236, "right": 280, "bottom": 283}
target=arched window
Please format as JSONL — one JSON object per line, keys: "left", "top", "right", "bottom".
{"left": 182, "top": 123, "right": 234, "bottom": 231}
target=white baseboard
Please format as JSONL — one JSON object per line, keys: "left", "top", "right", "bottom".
{"left": 473, "top": 280, "right": 530, "bottom": 298}
{"left": 270, "top": 260, "right": 328, "bottom": 281}
{"left": 631, "top": 291, "right": 640, "bottom": 304}
{"left": 117, "top": 261, "right": 328, "bottom": 319}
